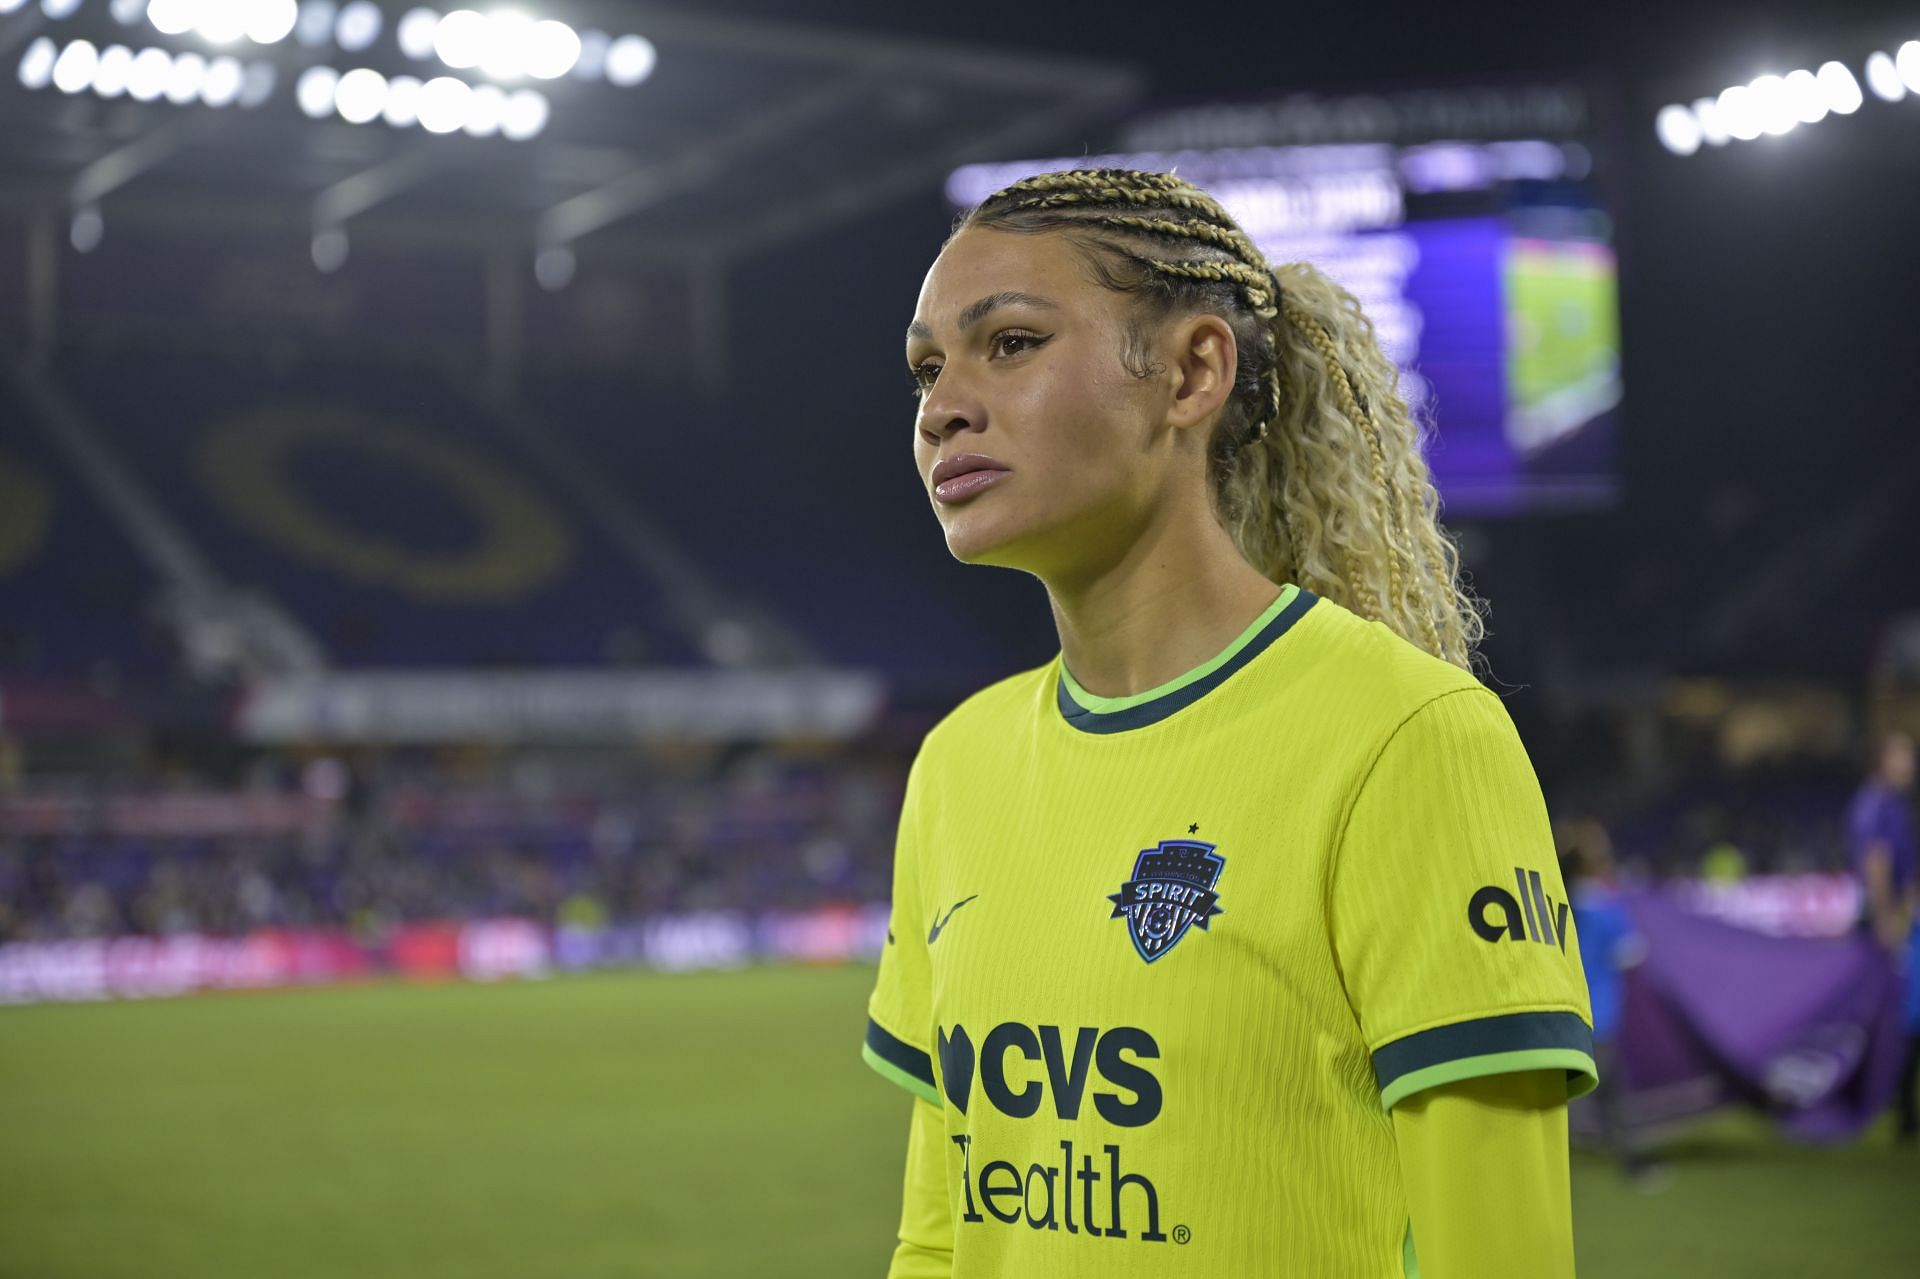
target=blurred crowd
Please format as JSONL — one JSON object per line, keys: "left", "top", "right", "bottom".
{"left": 0, "top": 738, "right": 905, "bottom": 945}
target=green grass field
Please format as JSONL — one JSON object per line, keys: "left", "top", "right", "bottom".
{"left": 2, "top": 967, "right": 1915, "bottom": 1277}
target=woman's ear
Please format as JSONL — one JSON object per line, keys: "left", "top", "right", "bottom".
{"left": 1164, "top": 312, "right": 1238, "bottom": 432}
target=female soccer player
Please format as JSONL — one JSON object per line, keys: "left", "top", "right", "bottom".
{"left": 864, "top": 168, "right": 1596, "bottom": 1277}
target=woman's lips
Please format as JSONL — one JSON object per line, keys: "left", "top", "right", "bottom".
{"left": 933, "top": 469, "right": 1010, "bottom": 503}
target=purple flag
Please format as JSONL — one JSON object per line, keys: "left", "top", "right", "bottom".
{"left": 1613, "top": 888, "right": 1909, "bottom": 1142}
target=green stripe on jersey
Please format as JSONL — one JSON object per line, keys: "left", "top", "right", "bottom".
{"left": 861, "top": 1042, "right": 941, "bottom": 1106}
{"left": 1058, "top": 583, "right": 1300, "bottom": 712}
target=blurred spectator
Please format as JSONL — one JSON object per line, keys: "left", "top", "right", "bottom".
{"left": 1845, "top": 730, "right": 1918, "bottom": 1143}
{"left": 1556, "top": 816, "right": 1662, "bottom": 1184}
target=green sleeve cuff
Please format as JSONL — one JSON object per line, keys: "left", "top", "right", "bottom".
{"left": 862, "top": 1017, "right": 940, "bottom": 1106}
{"left": 1373, "top": 1010, "right": 1598, "bottom": 1112}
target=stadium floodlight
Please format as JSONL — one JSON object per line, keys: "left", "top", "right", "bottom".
{"left": 126, "top": 45, "right": 170, "bottom": 99}
{"left": 501, "top": 85, "right": 547, "bottom": 139}
{"left": 52, "top": 40, "right": 99, "bottom": 94}
{"left": 17, "top": 37, "right": 57, "bottom": 90}
{"left": 605, "top": 33, "right": 654, "bottom": 87}
{"left": 1690, "top": 96, "right": 1730, "bottom": 145}
{"left": 1748, "top": 74, "right": 1799, "bottom": 136}
{"left": 533, "top": 245, "right": 573, "bottom": 290}
{"left": 1716, "top": 83, "right": 1763, "bottom": 140}
{"left": 416, "top": 74, "right": 469, "bottom": 133}
{"left": 333, "top": 65, "right": 385, "bottom": 123}
{"left": 246, "top": 0, "right": 298, "bottom": 44}
{"left": 237, "top": 59, "right": 274, "bottom": 106}
{"left": 1865, "top": 51, "right": 1905, "bottom": 101}
{"left": 201, "top": 0, "right": 257, "bottom": 44}
{"left": 463, "top": 81, "right": 504, "bottom": 136}
{"left": 70, "top": 206, "right": 104, "bottom": 253}
{"left": 1816, "top": 60, "right": 1862, "bottom": 114}
{"left": 146, "top": 0, "right": 196, "bottom": 36}
{"left": 525, "top": 20, "right": 579, "bottom": 80}
{"left": 41, "top": 0, "right": 84, "bottom": 19}
{"left": 293, "top": 0, "right": 334, "bottom": 47}
{"left": 1654, "top": 104, "right": 1702, "bottom": 155}
{"left": 572, "top": 27, "right": 607, "bottom": 80}
{"left": 311, "top": 227, "right": 348, "bottom": 272}
{"left": 0, "top": 0, "right": 30, "bottom": 14}
{"left": 1781, "top": 69, "right": 1827, "bottom": 125}
{"left": 475, "top": 11, "right": 534, "bottom": 79}
{"left": 397, "top": 7, "right": 438, "bottom": 59}
{"left": 431, "top": 8, "right": 484, "bottom": 68}
{"left": 110, "top": 0, "right": 145, "bottom": 22}
{"left": 201, "top": 52, "right": 243, "bottom": 105}
{"left": 294, "top": 62, "right": 337, "bottom": 116}
{"left": 383, "top": 73, "right": 421, "bottom": 125}
{"left": 1898, "top": 40, "right": 1920, "bottom": 94}
{"left": 93, "top": 44, "right": 134, "bottom": 96}
{"left": 164, "top": 48, "right": 206, "bottom": 103}
{"left": 334, "top": 0, "right": 380, "bottom": 52}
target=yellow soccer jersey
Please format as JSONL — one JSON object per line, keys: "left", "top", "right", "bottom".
{"left": 862, "top": 583, "right": 1597, "bottom": 1276}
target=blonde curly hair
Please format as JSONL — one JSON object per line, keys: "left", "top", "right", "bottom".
{"left": 957, "top": 167, "right": 1486, "bottom": 672}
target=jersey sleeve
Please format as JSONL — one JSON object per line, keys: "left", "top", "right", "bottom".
{"left": 863, "top": 744, "right": 941, "bottom": 1106}
{"left": 1330, "top": 686, "right": 1598, "bottom": 1112}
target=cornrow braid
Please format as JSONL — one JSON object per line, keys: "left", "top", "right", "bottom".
{"left": 956, "top": 167, "right": 1485, "bottom": 669}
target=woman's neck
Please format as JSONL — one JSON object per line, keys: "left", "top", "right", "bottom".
{"left": 1044, "top": 507, "right": 1284, "bottom": 700}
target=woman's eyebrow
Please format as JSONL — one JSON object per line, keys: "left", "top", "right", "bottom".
{"left": 905, "top": 291, "right": 1061, "bottom": 344}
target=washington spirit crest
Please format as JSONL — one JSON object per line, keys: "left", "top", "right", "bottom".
{"left": 1107, "top": 840, "right": 1225, "bottom": 963}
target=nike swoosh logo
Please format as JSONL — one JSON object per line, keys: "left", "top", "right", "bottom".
{"left": 927, "top": 894, "right": 979, "bottom": 944}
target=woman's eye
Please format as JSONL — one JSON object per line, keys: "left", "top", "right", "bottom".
{"left": 993, "top": 331, "right": 1045, "bottom": 358}
{"left": 908, "top": 363, "right": 941, "bottom": 396}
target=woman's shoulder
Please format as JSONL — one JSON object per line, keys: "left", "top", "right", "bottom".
{"left": 1292, "top": 590, "right": 1488, "bottom": 720}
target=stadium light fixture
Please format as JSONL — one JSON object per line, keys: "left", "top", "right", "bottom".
{"left": 1816, "top": 61, "right": 1862, "bottom": 114}
{"left": 52, "top": 40, "right": 99, "bottom": 94}
{"left": 293, "top": 0, "right": 333, "bottom": 47}
{"left": 1898, "top": 40, "right": 1920, "bottom": 94}
{"left": 1786, "top": 72, "right": 1829, "bottom": 127}
{"left": 431, "top": 8, "right": 484, "bottom": 68}
{"left": 0, "top": 0, "right": 31, "bottom": 15}
{"left": 127, "top": 45, "right": 170, "bottom": 99}
{"left": 238, "top": 59, "right": 274, "bottom": 105}
{"left": 416, "top": 74, "right": 470, "bottom": 133}
{"left": 1865, "top": 51, "right": 1905, "bottom": 101}
{"left": 41, "top": 0, "right": 84, "bottom": 19}
{"left": 93, "top": 44, "right": 134, "bottom": 96}
{"left": 146, "top": 0, "right": 194, "bottom": 35}
{"left": 70, "top": 206, "right": 104, "bottom": 253}
{"left": 605, "top": 33, "right": 654, "bottom": 87}
{"left": 18, "top": 37, "right": 57, "bottom": 89}
{"left": 383, "top": 73, "right": 422, "bottom": 126}
{"left": 201, "top": 53, "right": 243, "bottom": 104}
{"left": 334, "top": 0, "right": 380, "bottom": 51}
{"left": 1654, "top": 104, "right": 1702, "bottom": 155}
{"left": 1690, "top": 96, "right": 1730, "bottom": 145}
{"left": 165, "top": 49, "right": 206, "bottom": 103}
{"left": 525, "top": 20, "right": 580, "bottom": 80}
{"left": 246, "top": 0, "right": 298, "bottom": 44}
{"left": 1716, "top": 84, "right": 1761, "bottom": 140}
{"left": 463, "top": 81, "right": 504, "bottom": 135}
{"left": 110, "top": 0, "right": 145, "bottom": 23}
{"left": 295, "top": 62, "right": 336, "bottom": 116}
{"left": 397, "top": 7, "right": 438, "bottom": 58}
{"left": 196, "top": 0, "right": 252, "bottom": 43}
{"left": 334, "top": 65, "right": 386, "bottom": 122}
{"left": 501, "top": 86, "right": 547, "bottom": 139}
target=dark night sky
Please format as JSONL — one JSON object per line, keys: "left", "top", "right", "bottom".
{"left": 704, "top": 0, "right": 1920, "bottom": 695}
